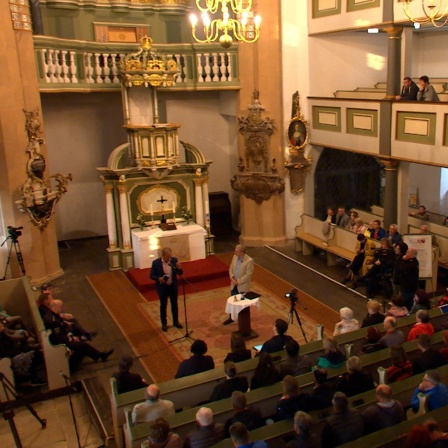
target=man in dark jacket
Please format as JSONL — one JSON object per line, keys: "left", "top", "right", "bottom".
{"left": 397, "top": 248, "right": 419, "bottom": 310}
{"left": 224, "top": 391, "right": 263, "bottom": 437}
{"left": 260, "top": 319, "right": 294, "bottom": 354}
{"left": 395, "top": 77, "right": 419, "bottom": 101}
{"left": 412, "top": 334, "right": 445, "bottom": 374}
{"left": 209, "top": 361, "right": 248, "bottom": 402}
{"left": 362, "top": 384, "right": 405, "bottom": 434}
{"left": 278, "top": 340, "right": 312, "bottom": 378}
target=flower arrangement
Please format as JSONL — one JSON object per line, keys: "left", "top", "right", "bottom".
{"left": 181, "top": 206, "right": 193, "bottom": 224}
{"left": 136, "top": 213, "right": 146, "bottom": 230}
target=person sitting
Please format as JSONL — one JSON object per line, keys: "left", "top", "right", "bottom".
{"left": 410, "top": 370, "right": 448, "bottom": 412}
{"left": 144, "top": 417, "right": 182, "bottom": 448}
{"left": 174, "top": 339, "right": 214, "bottom": 379}
{"left": 316, "top": 337, "right": 346, "bottom": 369}
{"left": 361, "top": 384, "right": 405, "bottom": 435}
{"left": 335, "top": 356, "right": 375, "bottom": 397}
{"left": 112, "top": 355, "right": 149, "bottom": 394}
{"left": 360, "top": 326, "right": 383, "bottom": 354}
{"left": 223, "top": 333, "right": 251, "bottom": 364}
{"left": 409, "top": 204, "right": 431, "bottom": 220}
{"left": 260, "top": 318, "right": 294, "bottom": 354}
{"left": 0, "top": 320, "right": 47, "bottom": 387}
{"left": 335, "top": 206, "right": 350, "bottom": 228}
{"left": 345, "top": 210, "right": 359, "bottom": 231}
{"left": 223, "top": 391, "right": 263, "bottom": 438}
{"left": 409, "top": 289, "right": 432, "bottom": 315}
{"left": 250, "top": 352, "right": 281, "bottom": 390}
{"left": 184, "top": 407, "right": 225, "bottom": 448}
{"left": 361, "top": 300, "right": 385, "bottom": 328}
{"left": 403, "top": 424, "right": 433, "bottom": 448}
{"left": 395, "top": 76, "right": 419, "bottom": 101}
{"left": 132, "top": 384, "right": 175, "bottom": 425}
{"left": 352, "top": 218, "right": 367, "bottom": 235}
{"left": 321, "top": 392, "right": 364, "bottom": 448}
{"left": 417, "top": 76, "right": 440, "bottom": 102}
{"left": 276, "top": 375, "right": 311, "bottom": 420}
{"left": 209, "top": 361, "right": 248, "bottom": 402}
{"left": 412, "top": 334, "right": 445, "bottom": 375}
{"left": 440, "top": 330, "right": 448, "bottom": 364}
{"left": 386, "top": 345, "right": 413, "bottom": 383}
{"left": 385, "top": 296, "right": 408, "bottom": 319}
{"left": 423, "top": 419, "right": 448, "bottom": 445}
{"left": 333, "top": 307, "right": 359, "bottom": 336}
{"left": 368, "top": 219, "right": 387, "bottom": 240}
{"left": 278, "top": 339, "right": 312, "bottom": 379}
{"left": 310, "top": 367, "right": 333, "bottom": 410}
{"left": 379, "top": 316, "right": 405, "bottom": 348}
{"left": 387, "top": 223, "right": 402, "bottom": 246}
{"left": 229, "top": 422, "right": 268, "bottom": 448}
{"left": 407, "top": 310, "right": 435, "bottom": 341}
{"left": 285, "top": 411, "right": 320, "bottom": 448}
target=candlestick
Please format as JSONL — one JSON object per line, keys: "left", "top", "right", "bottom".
{"left": 205, "top": 200, "right": 210, "bottom": 215}
{"left": 149, "top": 204, "right": 153, "bottom": 215}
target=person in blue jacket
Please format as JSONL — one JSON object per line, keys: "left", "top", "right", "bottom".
{"left": 410, "top": 370, "right": 448, "bottom": 412}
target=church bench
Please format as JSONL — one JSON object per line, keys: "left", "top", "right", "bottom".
{"left": 120, "top": 336, "right": 446, "bottom": 448}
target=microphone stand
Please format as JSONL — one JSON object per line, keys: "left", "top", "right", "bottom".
{"left": 59, "top": 372, "right": 81, "bottom": 448}
{"left": 170, "top": 267, "right": 198, "bottom": 345}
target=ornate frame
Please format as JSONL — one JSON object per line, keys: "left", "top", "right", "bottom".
{"left": 287, "top": 117, "right": 308, "bottom": 151}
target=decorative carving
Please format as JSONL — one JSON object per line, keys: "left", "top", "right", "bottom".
{"left": 15, "top": 110, "right": 72, "bottom": 229}
{"left": 231, "top": 173, "right": 285, "bottom": 205}
{"left": 285, "top": 92, "right": 312, "bottom": 194}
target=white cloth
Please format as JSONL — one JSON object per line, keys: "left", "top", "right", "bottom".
{"left": 225, "top": 294, "right": 260, "bottom": 322}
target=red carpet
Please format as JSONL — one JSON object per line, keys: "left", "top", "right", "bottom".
{"left": 126, "top": 255, "right": 230, "bottom": 301}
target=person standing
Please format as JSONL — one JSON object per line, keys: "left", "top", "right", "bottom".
{"left": 224, "top": 245, "right": 254, "bottom": 325}
{"left": 150, "top": 247, "right": 183, "bottom": 332}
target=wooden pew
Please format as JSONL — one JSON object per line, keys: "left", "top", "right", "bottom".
{"left": 121, "top": 332, "right": 447, "bottom": 448}
{"left": 110, "top": 307, "right": 448, "bottom": 447}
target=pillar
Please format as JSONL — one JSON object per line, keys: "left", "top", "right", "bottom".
{"left": 385, "top": 27, "right": 403, "bottom": 99}
{"left": 202, "top": 176, "right": 210, "bottom": 227}
{"left": 118, "top": 177, "right": 131, "bottom": 249}
{"left": 102, "top": 179, "right": 121, "bottom": 270}
{"left": 380, "top": 158, "right": 399, "bottom": 228}
{"left": 194, "top": 178, "right": 204, "bottom": 227}
{"left": 0, "top": 1, "right": 62, "bottom": 284}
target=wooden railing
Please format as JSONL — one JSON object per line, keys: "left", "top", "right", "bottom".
{"left": 33, "top": 36, "right": 240, "bottom": 92}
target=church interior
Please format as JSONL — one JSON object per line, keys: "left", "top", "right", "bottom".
{"left": 2, "top": 0, "right": 448, "bottom": 446}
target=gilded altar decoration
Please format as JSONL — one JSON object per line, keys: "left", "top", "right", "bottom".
{"left": 15, "top": 109, "right": 72, "bottom": 229}
{"left": 231, "top": 91, "right": 284, "bottom": 204}
{"left": 285, "top": 92, "right": 312, "bottom": 194}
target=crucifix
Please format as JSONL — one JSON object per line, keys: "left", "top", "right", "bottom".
{"left": 157, "top": 195, "right": 168, "bottom": 212}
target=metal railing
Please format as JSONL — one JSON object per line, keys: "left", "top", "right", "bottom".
{"left": 33, "top": 36, "right": 240, "bottom": 92}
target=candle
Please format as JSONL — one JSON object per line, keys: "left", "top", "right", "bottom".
{"left": 150, "top": 204, "right": 153, "bottom": 215}
{"left": 205, "top": 200, "right": 210, "bottom": 215}
{"left": 172, "top": 202, "right": 176, "bottom": 212}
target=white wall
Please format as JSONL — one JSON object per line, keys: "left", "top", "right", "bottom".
{"left": 413, "top": 29, "right": 448, "bottom": 77}
{"left": 408, "top": 164, "right": 442, "bottom": 213}
{"left": 41, "top": 92, "right": 127, "bottom": 240}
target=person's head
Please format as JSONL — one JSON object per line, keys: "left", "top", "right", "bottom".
{"left": 404, "top": 424, "right": 432, "bottom": 448}
{"left": 367, "top": 300, "right": 381, "bottom": 315}
{"left": 49, "top": 299, "right": 63, "bottom": 314}
{"left": 354, "top": 218, "right": 364, "bottom": 228}
{"left": 332, "top": 392, "right": 348, "bottom": 413}
{"left": 36, "top": 292, "right": 52, "bottom": 307}
{"left": 40, "top": 282, "right": 53, "bottom": 294}
{"left": 346, "top": 356, "right": 362, "bottom": 373}
{"left": 161, "top": 247, "right": 172, "bottom": 262}
{"left": 234, "top": 244, "right": 246, "bottom": 258}
{"left": 416, "top": 309, "right": 430, "bottom": 324}
{"left": 418, "top": 205, "right": 427, "bottom": 214}
{"left": 417, "top": 334, "right": 432, "bottom": 351}
{"left": 403, "top": 76, "right": 413, "bottom": 87}
{"left": 230, "top": 333, "right": 247, "bottom": 354}
{"left": 293, "top": 411, "right": 314, "bottom": 436}
{"left": 224, "top": 361, "right": 237, "bottom": 379}
{"left": 282, "top": 375, "right": 300, "bottom": 397}
{"left": 256, "top": 352, "right": 274, "bottom": 370}
{"left": 339, "top": 307, "right": 353, "bottom": 321}
{"left": 414, "top": 290, "right": 431, "bottom": 308}
{"left": 313, "top": 367, "right": 328, "bottom": 385}
{"left": 350, "top": 211, "right": 359, "bottom": 220}
{"left": 420, "top": 370, "right": 441, "bottom": 391}
{"left": 390, "top": 295, "right": 405, "bottom": 308}
{"left": 419, "top": 76, "right": 430, "bottom": 89}
{"left": 390, "top": 345, "right": 408, "bottom": 365}
{"left": 384, "top": 316, "right": 397, "bottom": 332}
{"left": 323, "top": 336, "right": 339, "bottom": 353}
{"left": 229, "top": 422, "right": 250, "bottom": 446}
{"left": 357, "top": 233, "right": 366, "bottom": 242}
{"left": 191, "top": 339, "right": 208, "bottom": 356}
{"left": 404, "top": 248, "right": 417, "bottom": 260}
{"left": 373, "top": 219, "right": 381, "bottom": 230}
{"left": 274, "top": 318, "right": 288, "bottom": 336}
{"left": 118, "top": 355, "right": 134, "bottom": 373}
{"left": 376, "top": 384, "right": 393, "bottom": 403}
{"left": 326, "top": 207, "right": 334, "bottom": 216}
{"left": 231, "top": 391, "right": 246, "bottom": 411}
{"left": 389, "top": 224, "right": 399, "bottom": 235}
{"left": 146, "top": 384, "right": 160, "bottom": 402}
{"left": 337, "top": 207, "right": 345, "bottom": 215}
{"left": 380, "top": 237, "right": 392, "bottom": 249}
{"left": 366, "top": 326, "right": 381, "bottom": 343}
{"left": 148, "top": 418, "right": 170, "bottom": 444}
{"left": 285, "top": 339, "right": 300, "bottom": 358}
{"left": 396, "top": 241, "right": 408, "bottom": 256}
{"left": 196, "top": 407, "right": 213, "bottom": 427}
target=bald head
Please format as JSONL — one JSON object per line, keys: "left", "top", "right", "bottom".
{"left": 384, "top": 316, "right": 397, "bottom": 331}
{"left": 196, "top": 407, "right": 213, "bottom": 426}
{"left": 376, "top": 384, "right": 392, "bottom": 402}
{"left": 146, "top": 384, "right": 160, "bottom": 402}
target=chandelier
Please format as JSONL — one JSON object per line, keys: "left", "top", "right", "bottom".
{"left": 190, "top": 0, "right": 261, "bottom": 49}
{"left": 402, "top": 0, "right": 448, "bottom": 27}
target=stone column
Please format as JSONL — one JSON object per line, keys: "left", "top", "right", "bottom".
{"left": 194, "top": 178, "right": 204, "bottom": 227}
{"left": 202, "top": 176, "right": 210, "bottom": 227}
{"left": 0, "top": 1, "right": 62, "bottom": 284}
{"left": 385, "top": 27, "right": 403, "bottom": 100}
{"left": 380, "top": 158, "right": 399, "bottom": 228}
{"left": 103, "top": 181, "right": 118, "bottom": 249}
{"left": 117, "top": 176, "right": 134, "bottom": 269}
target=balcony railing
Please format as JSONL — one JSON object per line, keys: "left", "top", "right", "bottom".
{"left": 33, "top": 36, "right": 240, "bottom": 92}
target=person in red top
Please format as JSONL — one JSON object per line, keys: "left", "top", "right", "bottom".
{"left": 407, "top": 310, "right": 435, "bottom": 341}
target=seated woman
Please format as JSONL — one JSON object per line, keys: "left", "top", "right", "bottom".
{"left": 361, "top": 300, "right": 385, "bottom": 328}
{"left": 112, "top": 355, "right": 149, "bottom": 394}
{"left": 336, "top": 356, "right": 375, "bottom": 397}
{"left": 224, "top": 333, "right": 251, "bottom": 364}
{"left": 360, "top": 326, "right": 383, "bottom": 355}
{"left": 386, "top": 345, "right": 413, "bottom": 383}
{"left": 0, "top": 320, "right": 47, "bottom": 387}
{"left": 250, "top": 352, "right": 280, "bottom": 390}
{"left": 386, "top": 296, "right": 408, "bottom": 318}
{"left": 315, "top": 337, "right": 346, "bottom": 369}
{"left": 175, "top": 339, "right": 214, "bottom": 379}
{"left": 333, "top": 307, "right": 360, "bottom": 336}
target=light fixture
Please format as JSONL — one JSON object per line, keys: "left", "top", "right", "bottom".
{"left": 190, "top": 0, "right": 261, "bottom": 49}
{"left": 367, "top": 28, "right": 379, "bottom": 33}
{"left": 403, "top": 0, "right": 448, "bottom": 28}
